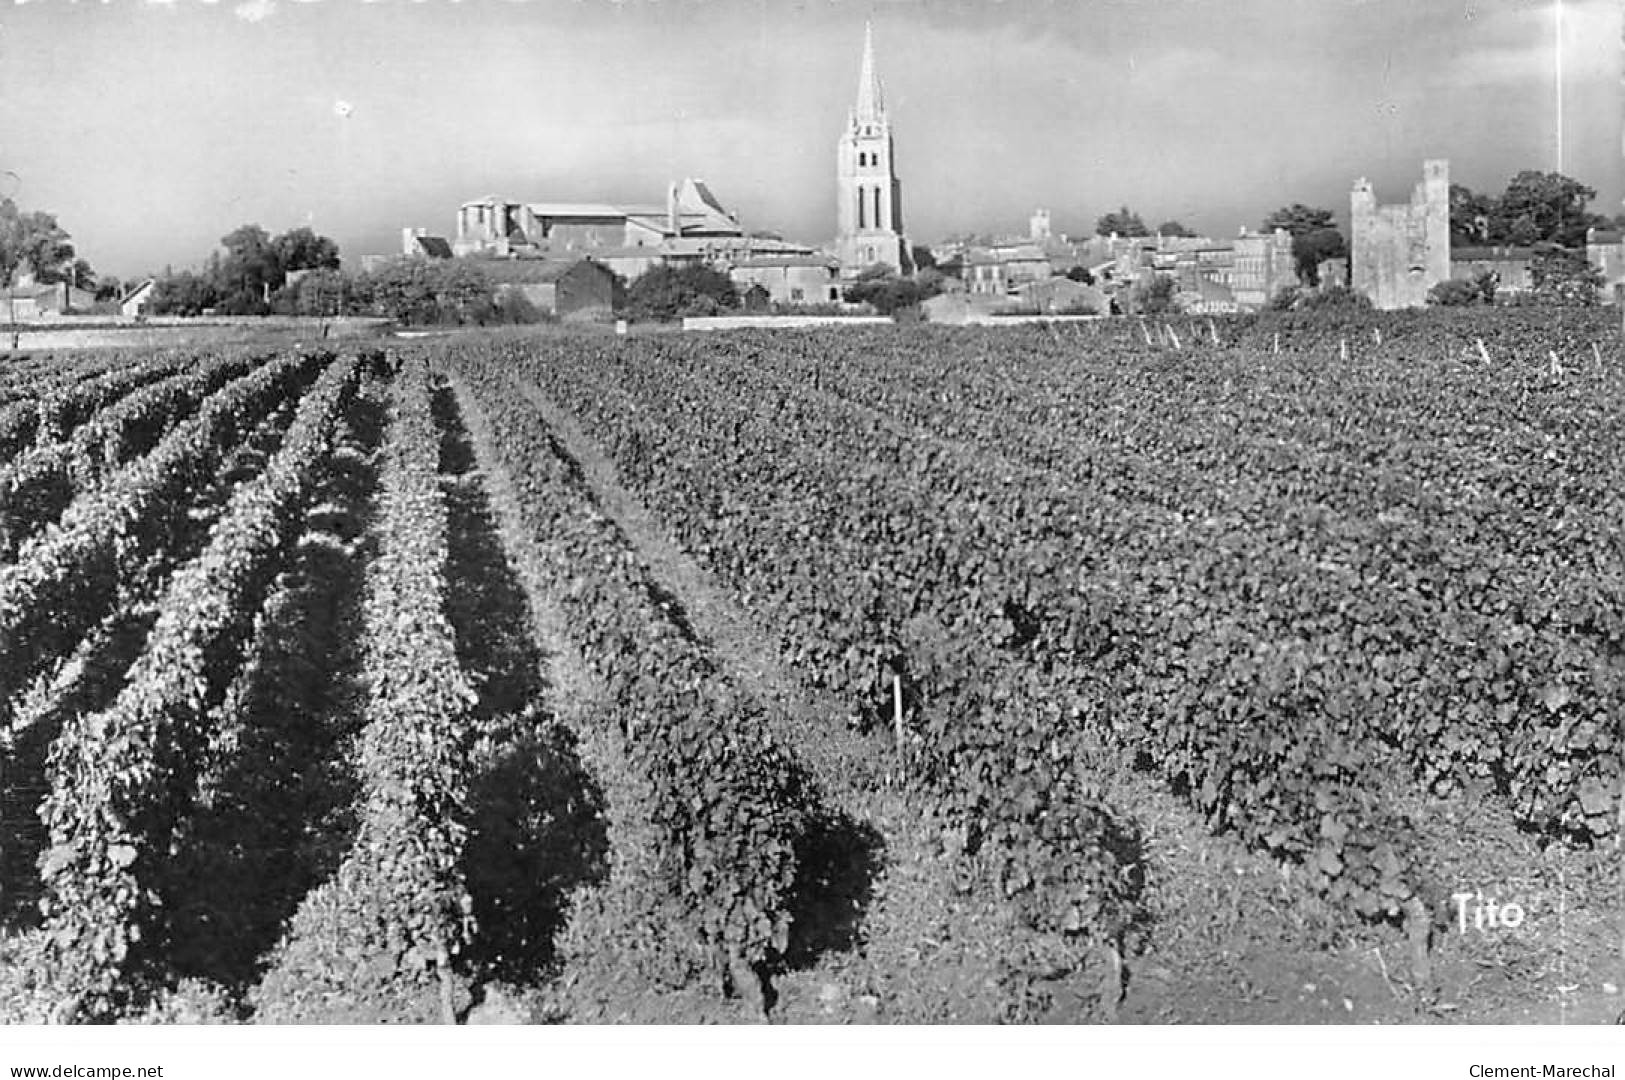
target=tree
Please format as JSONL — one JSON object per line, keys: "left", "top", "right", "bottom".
{"left": 1156, "top": 220, "right": 1194, "bottom": 238}
{"left": 491, "top": 285, "right": 544, "bottom": 325}
{"left": 1530, "top": 243, "right": 1603, "bottom": 305}
{"left": 741, "top": 283, "right": 772, "bottom": 313}
{"left": 271, "top": 266, "right": 357, "bottom": 317}
{"left": 432, "top": 261, "right": 496, "bottom": 324}
{"left": 216, "top": 224, "right": 281, "bottom": 314}
{"left": 1296, "top": 284, "right": 1372, "bottom": 311}
{"left": 1427, "top": 270, "right": 1498, "bottom": 307}
{"left": 1492, "top": 171, "right": 1606, "bottom": 249}
{"left": 1096, "top": 206, "right": 1149, "bottom": 238}
{"left": 1449, "top": 183, "right": 1494, "bottom": 247}
{"left": 352, "top": 259, "right": 508, "bottom": 325}
{"left": 0, "top": 199, "right": 75, "bottom": 287}
{"left": 909, "top": 244, "right": 938, "bottom": 271}
{"left": 624, "top": 263, "right": 740, "bottom": 321}
{"left": 843, "top": 266, "right": 937, "bottom": 317}
{"left": 1132, "top": 275, "right": 1176, "bottom": 314}
{"left": 1262, "top": 204, "right": 1347, "bottom": 287}
{"left": 1428, "top": 278, "right": 1488, "bottom": 307}
{"left": 148, "top": 271, "right": 220, "bottom": 316}
{"left": 1265, "top": 282, "right": 1372, "bottom": 313}
{"left": 272, "top": 226, "right": 341, "bottom": 274}
{"left": 61, "top": 257, "right": 98, "bottom": 292}
{"left": 1064, "top": 265, "right": 1096, "bottom": 285}
{"left": 360, "top": 260, "right": 439, "bottom": 324}
{"left": 1267, "top": 285, "right": 1302, "bottom": 312}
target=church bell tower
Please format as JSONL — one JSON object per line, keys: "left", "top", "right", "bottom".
{"left": 836, "top": 23, "right": 909, "bottom": 277}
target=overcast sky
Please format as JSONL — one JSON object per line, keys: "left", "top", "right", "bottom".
{"left": 2, "top": 0, "right": 1620, "bottom": 277}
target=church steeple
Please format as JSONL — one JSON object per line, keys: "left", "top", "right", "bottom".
{"left": 852, "top": 21, "right": 884, "bottom": 125}
{"left": 834, "top": 21, "right": 908, "bottom": 277}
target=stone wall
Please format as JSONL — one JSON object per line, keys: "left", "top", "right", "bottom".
{"left": 682, "top": 315, "right": 893, "bottom": 331}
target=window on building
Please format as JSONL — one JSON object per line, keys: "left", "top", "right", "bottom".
{"left": 829, "top": 286, "right": 840, "bottom": 301}
{"left": 791, "top": 287, "right": 804, "bottom": 301}
{"left": 873, "top": 188, "right": 883, "bottom": 230}
{"left": 858, "top": 190, "right": 867, "bottom": 229}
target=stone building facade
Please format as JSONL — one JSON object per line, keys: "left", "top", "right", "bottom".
{"left": 454, "top": 179, "right": 751, "bottom": 258}
{"left": 1228, "top": 228, "right": 1297, "bottom": 308}
{"left": 1350, "top": 159, "right": 1451, "bottom": 310}
{"left": 1450, "top": 247, "right": 1536, "bottom": 296}
{"left": 444, "top": 179, "right": 817, "bottom": 285}
{"left": 479, "top": 258, "right": 617, "bottom": 319}
{"left": 1586, "top": 229, "right": 1625, "bottom": 303}
{"left": 729, "top": 256, "right": 843, "bottom": 306}
{"left": 835, "top": 24, "right": 909, "bottom": 276}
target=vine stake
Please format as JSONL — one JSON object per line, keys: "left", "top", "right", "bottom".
{"left": 436, "top": 942, "right": 458, "bottom": 1025}
{"left": 1404, "top": 895, "right": 1432, "bottom": 994}
{"left": 893, "top": 673, "right": 906, "bottom": 781}
{"left": 1617, "top": 773, "right": 1625, "bottom": 967}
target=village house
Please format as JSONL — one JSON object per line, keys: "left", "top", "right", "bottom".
{"left": 401, "top": 228, "right": 454, "bottom": 259}
{"left": 120, "top": 279, "right": 156, "bottom": 319}
{"left": 1069, "top": 227, "right": 1292, "bottom": 312}
{"left": 1450, "top": 246, "right": 1536, "bottom": 297}
{"left": 1225, "top": 228, "right": 1297, "bottom": 308}
{"left": 5, "top": 275, "right": 97, "bottom": 320}
{"left": 1015, "top": 276, "right": 1108, "bottom": 315}
{"left": 962, "top": 251, "right": 1008, "bottom": 295}
{"left": 478, "top": 257, "right": 617, "bottom": 319}
{"left": 1586, "top": 228, "right": 1625, "bottom": 304}
{"left": 728, "top": 256, "right": 843, "bottom": 306}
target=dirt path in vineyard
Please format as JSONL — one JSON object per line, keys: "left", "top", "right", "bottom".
{"left": 495, "top": 374, "right": 1061, "bottom": 1023}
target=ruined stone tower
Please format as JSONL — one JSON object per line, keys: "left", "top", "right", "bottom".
{"left": 1350, "top": 159, "right": 1451, "bottom": 310}
{"left": 836, "top": 23, "right": 909, "bottom": 277}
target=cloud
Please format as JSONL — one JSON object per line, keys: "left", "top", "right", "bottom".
{"left": 1439, "top": 42, "right": 1552, "bottom": 88}
{"left": 1436, "top": 0, "right": 1618, "bottom": 88}
{"left": 234, "top": 0, "right": 274, "bottom": 21}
